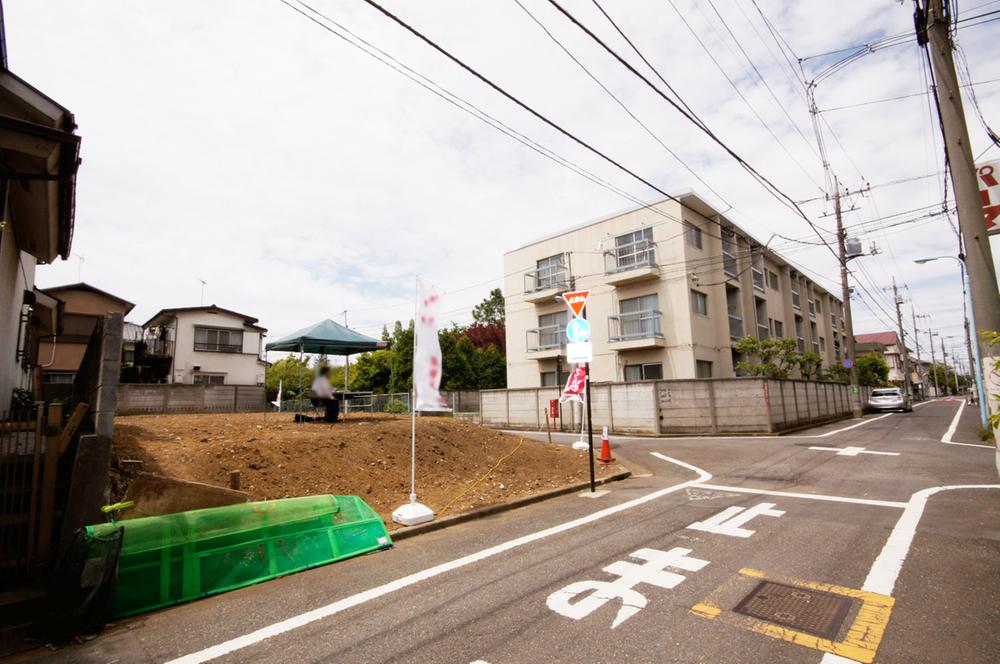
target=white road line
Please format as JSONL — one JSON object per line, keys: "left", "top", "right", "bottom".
{"left": 165, "top": 455, "right": 713, "bottom": 664}
{"left": 862, "top": 484, "right": 1000, "bottom": 596}
{"left": 807, "top": 445, "right": 899, "bottom": 457}
{"left": 940, "top": 399, "right": 995, "bottom": 449}
{"left": 696, "top": 483, "right": 907, "bottom": 508}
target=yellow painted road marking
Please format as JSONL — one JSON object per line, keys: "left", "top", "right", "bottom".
{"left": 690, "top": 569, "right": 895, "bottom": 664}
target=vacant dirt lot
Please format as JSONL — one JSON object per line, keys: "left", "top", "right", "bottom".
{"left": 112, "top": 412, "right": 621, "bottom": 528}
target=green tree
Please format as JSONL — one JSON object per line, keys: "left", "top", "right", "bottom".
{"left": 265, "top": 356, "right": 313, "bottom": 401}
{"left": 856, "top": 352, "right": 889, "bottom": 386}
{"left": 822, "top": 363, "right": 850, "bottom": 383}
{"left": 472, "top": 288, "right": 505, "bottom": 325}
{"left": 388, "top": 320, "right": 414, "bottom": 394}
{"left": 797, "top": 351, "right": 823, "bottom": 380}
{"left": 350, "top": 349, "right": 392, "bottom": 392}
{"left": 733, "top": 337, "right": 799, "bottom": 378}
{"left": 474, "top": 345, "right": 507, "bottom": 388}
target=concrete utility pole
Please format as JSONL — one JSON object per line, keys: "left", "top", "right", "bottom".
{"left": 892, "top": 278, "right": 913, "bottom": 397}
{"left": 922, "top": 0, "right": 1000, "bottom": 368}
{"left": 911, "top": 305, "right": 922, "bottom": 399}
{"left": 941, "top": 336, "right": 950, "bottom": 395}
{"left": 919, "top": 316, "right": 940, "bottom": 398}
{"left": 835, "top": 178, "right": 863, "bottom": 417}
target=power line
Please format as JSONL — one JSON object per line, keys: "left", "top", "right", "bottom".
{"left": 820, "top": 77, "right": 1000, "bottom": 112}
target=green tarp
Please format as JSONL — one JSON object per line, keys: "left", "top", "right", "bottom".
{"left": 85, "top": 495, "right": 391, "bottom": 617}
{"left": 265, "top": 319, "right": 386, "bottom": 355}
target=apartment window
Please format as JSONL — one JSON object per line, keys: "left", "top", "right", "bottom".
{"left": 194, "top": 327, "right": 243, "bottom": 353}
{"left": 819, "top": 336, "right": 826, "bottom": 352}
{"left": 42, "top": 372, "right": 76, "bottom": 385}
{"left": 59, "top": 313, "right": 98, "bottom": 343}
{"left": 684, "top": 221, "right": 703, "bottom": 250}
{"left": 771, "top": 320, "right": 784, "bottom": 338}
{"left": 815, "top": 298, "right": 822, "bottom": 315}
{"left": 617, "top": 293, "right": 661, "bottom": 339}
{"left": 768, "top": 270, "right": 779, "bottom": 290}
{"left": 624, "top": 363, "right": 663, "bottom": 382}
{"left": 691, "top": 290, "right": 708, "bottom": 316}
{"left": 540, "top": 370, "right": 570, "bottom": 387}
{"left": 193, "top": 373, "right": 225, "bottom": 385}
{"left": 534, "top": 311, "right": 567, "bottom": 349}
{"left": 535, "top": 254, "right": 567, "bottom": 290}
{"left": 696, "top": 360, "right": 713, "bottom": 378}
{"left": 615, "top": 227, "right": 654, "bottom": 270}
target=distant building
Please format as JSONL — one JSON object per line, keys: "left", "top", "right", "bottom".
{"left": 143, "top": 305, "right": 267, "bottom": 385}
{"left": 504, "top": 192, "right": 845, "bottom": 388}
{"left": 0, "top": 33, "right": 81, "bottom": 407}
{"left": 855, "top": 331, "right": 910, "bottom": 384}
{"left": 37, "top": 283, "right": 134, "bottom": 389}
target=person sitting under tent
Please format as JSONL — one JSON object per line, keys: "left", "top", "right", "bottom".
{"left": 308, "top": 367, "right": 340, "bottom": 423}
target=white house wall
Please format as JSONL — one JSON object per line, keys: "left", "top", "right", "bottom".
{"left": 170, "top": 310, "right": 265, "bottom": 386}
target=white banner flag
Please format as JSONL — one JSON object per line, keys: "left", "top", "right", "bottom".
{"left": 414, "top": 283, "right": 447, "bottom": 411}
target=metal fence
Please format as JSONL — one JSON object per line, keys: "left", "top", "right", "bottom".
{"left": 278, "top": 391, "right": 481, "bottom": 415}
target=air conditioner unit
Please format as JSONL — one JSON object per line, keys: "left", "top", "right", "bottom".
{"left": 192, "top": 364, "right": 201, "bottom": 371}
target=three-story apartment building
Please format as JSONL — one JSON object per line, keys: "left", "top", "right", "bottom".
{"left": 504, "top": 192, "right": 845, "bottom": 388}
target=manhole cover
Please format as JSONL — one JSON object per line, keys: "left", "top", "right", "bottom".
{"left": 734, "top": 580, "right": 853, "bottom": 640}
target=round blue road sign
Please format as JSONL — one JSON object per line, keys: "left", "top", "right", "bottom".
{"left": 566, "top": 318, "right": 591, "bottom": 343}
{"left": 843, "top": 359, "right": 854, "bottom": 368}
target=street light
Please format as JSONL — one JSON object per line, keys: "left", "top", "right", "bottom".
{"left": 914, "top": 255, "right": 988, "bottom": 427}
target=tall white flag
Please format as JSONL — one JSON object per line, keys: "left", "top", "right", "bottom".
{"left": 414, "top": 283, "right": 446, "bottom": 411}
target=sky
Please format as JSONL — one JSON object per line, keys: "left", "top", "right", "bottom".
{"left": 7, "top": 0, "right": 999, "bottom": 365}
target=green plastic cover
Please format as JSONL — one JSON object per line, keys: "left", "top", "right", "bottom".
{"left": 85, "top": 495, "right": 391, "bottom": 617}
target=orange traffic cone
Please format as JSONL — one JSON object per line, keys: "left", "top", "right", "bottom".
{"left": 597, "top": 426, "right": 615, "bottom": 464}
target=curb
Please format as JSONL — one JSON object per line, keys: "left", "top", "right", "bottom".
{"left": 389, "top": 469, "right": 632, "bottom": 542}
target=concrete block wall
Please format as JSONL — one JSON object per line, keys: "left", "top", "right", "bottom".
{"left": 117, "top": 384, "right": 266, "bottom": 415}
{"left": 480, "top": 378, "right": 862, "bottom": 435}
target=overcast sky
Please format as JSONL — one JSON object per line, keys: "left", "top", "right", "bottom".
{"left": 8, "top": 0, "right": 999, "bottom": 361}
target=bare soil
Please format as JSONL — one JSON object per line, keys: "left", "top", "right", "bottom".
{"left": 112, "top": 412, "right": 621, "bottom": 528}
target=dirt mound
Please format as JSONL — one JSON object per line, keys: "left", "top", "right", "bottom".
{"left": 112, "top": 412, "right": 620, "bottom": 528}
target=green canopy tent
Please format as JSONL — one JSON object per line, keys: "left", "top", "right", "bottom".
{"left": 265, "top": 319, "right": 387, "bottom": 416}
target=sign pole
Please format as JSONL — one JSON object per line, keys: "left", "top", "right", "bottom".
{"left": 585, "top": 360, "right": 595, "bottom": 493}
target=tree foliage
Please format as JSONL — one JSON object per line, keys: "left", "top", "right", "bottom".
{"left": 856, "top": 352, "right": 889, "bottom": 386}
{"left": 472, "top": 288, "right": 505, "bottom": 325}
{"left": 733, "top": 337, "right": 799, "bottom": 378}
{"left": 266, "top": 356, "right": 343, "bottom": 401}
{"left": 797, "top": 351, "right": 823, "bottom": 380}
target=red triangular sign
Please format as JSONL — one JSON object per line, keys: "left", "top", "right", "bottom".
{"left": 562, "top": 289, "right": 590, "bottom": 318}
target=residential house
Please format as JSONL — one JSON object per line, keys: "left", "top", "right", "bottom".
{"left": 36, "top": 282, "right": 134, "bottom": 390}
{"left": 855, "top": 331, "right": 910, "bottom": 384}
{"left": 0, "top": 25, "right": 80, "bottom": 408}
{"left": 504, "top": 192, "right": 845, "bottom": 387}
{"left": 143, "top": 305, "right": 267, "bottom": 385}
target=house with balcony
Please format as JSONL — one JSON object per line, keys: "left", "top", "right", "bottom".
{"left": 142, "top": 305, "right": 267, "bottom": 386}
{"left": 503, "top": 191, "right": 844, "bottom": 388}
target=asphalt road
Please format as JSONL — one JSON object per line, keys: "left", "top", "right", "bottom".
{"left": 31, "top": 398, "right": 1000, "bottom": 664}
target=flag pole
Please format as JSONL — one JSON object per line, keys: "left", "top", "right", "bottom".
{"left": 410, "top": 274, "right": 417, "bottom": 504}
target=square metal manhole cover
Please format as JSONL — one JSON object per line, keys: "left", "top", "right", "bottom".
{"left": 734, "top": 580, "right": 853, "bottom": 640}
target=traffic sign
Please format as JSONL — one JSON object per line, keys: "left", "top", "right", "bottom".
{"left": 567, "top": 341, "right": 593, "bottom": 364}
{"left": 842, "top": 359, "right": 854, "bottom": 369}
{"left": 566, "top": 318, "right": 591, "bottom": 343}
{"left": 561, "top": 289, "right": 591, "bottom": 318}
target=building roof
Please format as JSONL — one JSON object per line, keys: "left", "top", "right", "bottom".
{"left": 40, "top": 282, "right": 135, "bottom": 314}
{"left": 855, "top": 331, "right": 900, "bottom": 347}
{"left": 143, "top": 305, "right": 267, "bottom": 332}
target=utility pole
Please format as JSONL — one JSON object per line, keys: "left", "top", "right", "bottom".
{"left": 921, "top": 0, "right": 1000, "bottom": 373}
{"left": 835, "top": 178, "right": 863, "bottom": 417}
{"left": 920, "top": 317, "right": 940, "bottom": 398}
{"left": 892, "top": 278, "right": 913, "bottom": 398}
{"left": 941, "top": 336, "right": 950, "bottom": 395}
{"left": 911, "top": 305, "right": 922, "bottom": 399}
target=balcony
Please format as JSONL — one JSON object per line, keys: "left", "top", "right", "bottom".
{"left": 608, "top": 310, "right": 665, "bottom": 350}
{"left": 194, "top": 342, "right": 242, "bottom": 353}
{"left": 143, "top": 339, "right": 174, "bottom": 357}
{"left": 526, "top": 325, "right": 564, "bottom": 359}
{"left": 728, "top": 314, "right": 743, "bottom": 340}
{"left": 523, "top": 265, "right": 570, "bottom": 304}
{"left": 722, "top": 250, "right": 738, "bottom": 279}
{"left": 605, "top": 241, "right": 659, "bottom": 286}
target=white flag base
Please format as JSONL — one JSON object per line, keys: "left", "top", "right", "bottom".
{"left": 571, "top": 439, "right": 589, "bottom": 451}
{"left": 392, "top": 500, "right": 434, "bottom": 526}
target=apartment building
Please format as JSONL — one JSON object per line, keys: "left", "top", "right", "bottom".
{"left": 504, "top": 192, "right": 845, "bottom": 388}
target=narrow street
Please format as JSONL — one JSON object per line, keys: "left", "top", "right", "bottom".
{"left": 33, "top": 399, "right": 998, "bottom": 664}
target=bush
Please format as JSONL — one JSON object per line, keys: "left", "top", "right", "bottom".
{"left": 383, "top": 399, "right": 408, "bottom": 414}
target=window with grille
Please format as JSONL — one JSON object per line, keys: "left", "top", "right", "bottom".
{"left": 618, "top": 293, "right": 660, "bottom": 338}
{"left": 194, "top": 327, "right": 243, "bottom": 353}
{"left": 614, "top": 227, "right": 654, "bottom": 270}
{"left": 535, "top": 254, "right": 567, "bottom": 290}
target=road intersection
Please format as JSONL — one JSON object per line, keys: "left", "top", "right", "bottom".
{"left": 33, "top": 399, "right": 999, "bottom": 664}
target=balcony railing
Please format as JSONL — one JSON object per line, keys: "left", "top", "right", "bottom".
{"left": 143, "top": 339, "right": 174, "bottom": 357}
{"left": 757, "top": 324, "right": 769, "bottom": 340}
{"left": 606, "top": 240, "right": 655, "bottom": 273}
{"left": 751, "top": 267, "right": 765, "bottom": 291}
{"left": 526, "top": 325, "right": 564, "bottom": 352}
{"left": 728, "top": 314, "right": 743, "bottom": 340}
{"left": 723, "top": 250, "right": 738, "bottom": 278}
{"left": 609, "top": 310, "right": 663, "bottom": 341}
{"left": 524, "top": 265, "right": 569, "bottom": 294}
